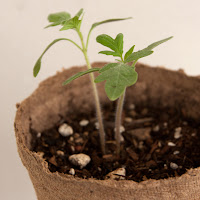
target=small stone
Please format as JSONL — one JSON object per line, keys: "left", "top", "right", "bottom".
{"left": 69, "top": 153, "right": 91, "bottom": 169}
{"left": 69, "top": 168, "right": 75, "bottom": 175}
{"left": 37, "top": 132, "right": 41, "bottom": 138}
{"left": 105, "top": 168, "right": 126, "bottom": 180}
{"left": 79, "top": 119, "right": 89, "bottom": 127}
{"left": 191, "top": 132, "right": 196, "bottom": 137}
{"left": 138, "top": 141, "right": 144, "bottom": 149}
{"left": 174, "top": 131, "right": 182, "bottom": 139}
{"left": 170, "top": 162, "right": 178, "bottom": 170}
{"left": 114, "top": 125, "right": 125, "bottom": 133}
{"left": 69, "top": 136, "right": 74, "bottom": 142}
{"left": 164, "top": 164, "right": 168, "bottom": 169}
{"left": 129, "top": 104, "right": 135, "bottom": 110}
{"left": 57, "top": 150, "right": 64, "bottom": 156}
{"left": 125, "top": 117, "right": 132, "bottom": 123}
{"left": 158, "top": 141, "right": 162, "bottom": 148}
{"left": 168, "top": 142, "right": 176, "bottom": 147}
{"left": 173, "top": 150, "right": 180, "bottom": 155}
{"left": 163, "top": 122, "right": 168, "bottom": 127}
{"left": 153, "top": 125, "right": 160, "bottom": 132}
{"left": 95, "top": 122, "right": 99, "bottom": 129}
{"left": 58, "top": 123, "right": 73, "bottom": 137}
{"left": 75, "top": 137, "right": 84, "bottom": 144}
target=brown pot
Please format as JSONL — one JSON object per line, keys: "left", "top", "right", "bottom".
{"left": 14, "top": 62, "right": 200, "bottom": 200}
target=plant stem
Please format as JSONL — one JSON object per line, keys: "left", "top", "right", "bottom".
{"left": 77, "top": 30, "right": 106, "bottom": 154}
{"left": 115, "top": 90, "right": 126, "bottom": 155}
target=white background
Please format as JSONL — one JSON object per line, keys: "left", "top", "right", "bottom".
{"left": 1, "top": 0, "right": 200, "bottom": 199}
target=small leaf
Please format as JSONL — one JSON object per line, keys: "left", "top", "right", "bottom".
{"left": 124, "top": 36, "right": 173, "bottom": 63}
{"left": 60, "top": 9, "right": 83, "bottom": 31}
{"left": 33, "top": 38, "right": 81, "bottom": 77}
{"left": 96, "top": 33, "right": 124, "bottom": 58}
{"left": 96, "top": 34, "right": 118, "bottom": 52}
{"left": 75, "top": 8, "right": 83, "bottom": 18}
{"left": 146, "top": 36, "right": 173, "bottom": 51}
{"left": 124, "top": 45, "right": 135, "bottom": 60}
{"left": 115, "top": 33, "right": 123, "bottom": 55}
{"left": 95, "top": 63, "right": 138, "bottom": 101}
{"left": 45, "top": 12, "right": 71, "bottom": 28}
{"left": 63, "top": 68, "right": 100, "bottom": 85}
{"left": 124, "top": 50, "right": 153, "bottom": 63}
{"left": 91, "top": 17, "right": 132, "bottom": 30}
{"left": 33, "top": 58, "right": 41, "bottom": 77}
{"left": 99, "top": 51, "right": 120, "bottom": 57}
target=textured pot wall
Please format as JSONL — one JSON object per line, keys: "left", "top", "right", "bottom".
{"left": 15, "top": 62, "right": 200, "bottom": 200}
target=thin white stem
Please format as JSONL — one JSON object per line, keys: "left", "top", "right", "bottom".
{"left": 115, "top": 91, "right": 126, "bottom": 155}
{"left": 77, "top": 30, "right": 106, "bottom": 154}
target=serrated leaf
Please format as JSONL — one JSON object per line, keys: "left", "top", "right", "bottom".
{"left": 63, "top": 68, "right": 100, "bottom": 85}
{"left": 45, "top": 12, "right": 71, "bottom": 28}
{"left": 145, "top": 36, "right": 173, "bottom": 51}
{"left": 96, "top": 33, "right": 124, "bottom": 58}
{"left": 124, "top": 50, "right": 153, "bottom": 63}
{"left": 96, "top": 34, "right": 118, "bottom": 52}
{"left": 124, "top": 45, "right": 135, "bottom": 60}
{"left": 95, "top": 63, "right": 138, "bottom": 101}
{"left": 99, "top": 51, "right": 120, "bottom": 57}
{"left": 124, "top": 36, "right": 173, "bottom": 63}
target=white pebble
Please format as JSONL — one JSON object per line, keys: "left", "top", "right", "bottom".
{"left": 174, "top": 131, "right": 182, "bottom": 139}
{"left": 163, "top": 122, "right": 168, "bottom": 127}
{"left": 106, "top": 168, "right": 126, "bottom": 180}
{"left": 129, "top": 104, "right": 135, "bottom": 110}
{"left": 173, "top": 150, "right": 180, "bottom": 155}
{"left": 114, "top": 125, "right": 125, "bottom": 133}
{"left": 170, "top": 162, "right": 179, "bottom": 170}
{"left": 69, "top": 153, "right": 91, "bottom": 169}
{"left": 95, "top": 122, "right": 99, "bottom": 129}
{"left": 37, "top": 132, "right": 41, "bottom": 138}
{"left": 153, "top": 125, "right": 160, "bottom": 132}
{"left": 79, "top": 119, "right": 89, "bottom": 126}
{"left": 69, "top": 168, "right": 75, "bottom": 175}
{"left": 168, "top": 142, "right": 176, "bottom": 147}
{"left": 191, "top": 133, "right": 196, "bottom": 137}
{"left": 58, "top": 123, "right": 73, "bottom": 137}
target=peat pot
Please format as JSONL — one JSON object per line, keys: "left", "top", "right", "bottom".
{"left": 14, "top": 62, "right": 200, "bottom": 200}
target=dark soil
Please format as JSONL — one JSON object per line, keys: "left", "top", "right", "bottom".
{"left": 31, "top": 103, "right": 200, "bottom": 182}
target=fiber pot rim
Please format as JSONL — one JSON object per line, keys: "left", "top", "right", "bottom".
{"left": 14, "top": 62, "right": 200, "bottom": 199}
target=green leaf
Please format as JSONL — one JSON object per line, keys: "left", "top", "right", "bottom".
{"left": 63, "top": 68, "right": 100, "bottom": 85}
{"left": 96, "top": 33, "right": 124, "bottom": 58}
{"left": 45, "top": 12, "right": 71, "bottom": 28}
{"left": 91, "top": 17, "right": 131, "bottom": 31}
{"left": 33, "top": 58, "right": 42, "bottom": 77}
{"left": 115, "top": 33, "right": 123, "bottom": 55}
{"left": 86, "top": 17, "right": 131, "bottom": 49}
{"left": 33, "top": 38, "right": 82, "bottom": 77}
{"left": 95, "top": 63, "right": 138, "bottom": 101}
{"left": 98, "top": 51, "right": 121, "bottom": 57}
{"left": 60, "top": 9, "right": 83, "bottom": 31}
{"left": 124, "top": 50, "right": 153, "bottom": 63}
{"left": 124, "top": 45, "right": 135, "bottom": 60}
{"left": 124, "top": 36, "right": 173, "bottom": 63}
{"left": 96, "top": 34, "right": 118, "bottom": 52}
{"left": 145, "top": 36, "right": 173, "bottom": 51}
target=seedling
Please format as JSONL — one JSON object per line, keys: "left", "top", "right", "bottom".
{"left": 65, "top": 33, "right": 172, "bottom": 154}
{"left": 33, "top": 8, "right": 172, "bottom": 155}
{"left": 33, "top": 8, "right": 131, "bottom": 154}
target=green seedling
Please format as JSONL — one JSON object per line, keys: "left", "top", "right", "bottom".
{"left": 33, "top": 8, "right": 131, "bottom": 154}
{"left": 65, "top": 33, "right": 173, "bottom": 154}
